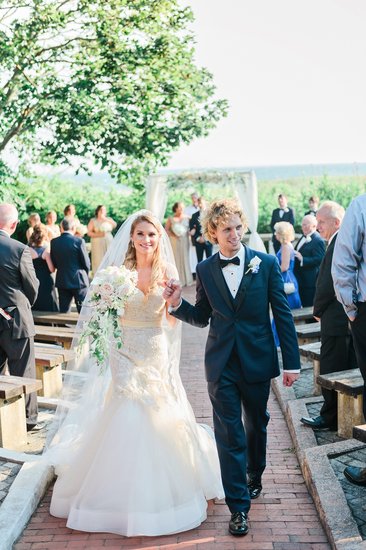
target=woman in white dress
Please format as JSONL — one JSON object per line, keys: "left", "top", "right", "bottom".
{"left": 47, "top": 211, "right": 223, "bottom": 536}
{"left": 87, "top": 205, "right": 117, "bottom": 274}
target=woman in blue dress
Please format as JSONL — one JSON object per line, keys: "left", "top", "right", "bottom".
{"left": 272, "top": 221, "right": 301, "bottom": 346}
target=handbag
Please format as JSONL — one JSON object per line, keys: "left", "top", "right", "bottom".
{"left": 283, "top": 272, "right": 296, "bottom": 294}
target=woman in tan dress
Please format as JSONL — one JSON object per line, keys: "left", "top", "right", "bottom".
{"left": 45, "top": 210, "right": 61, "bottom": 240}
{"left": 87, "top": 205, "right": 117, "bottom": 274}
{"left": 165, "top": 202, "right": 193, "bottom": 286}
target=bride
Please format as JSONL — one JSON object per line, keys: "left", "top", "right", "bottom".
{"left": 47, "top": 210, "right": 224, "bottom": 536}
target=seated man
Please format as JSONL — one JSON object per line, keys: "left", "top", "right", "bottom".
{"left": 294, "top": 215, "right": 325, "bottom": 307}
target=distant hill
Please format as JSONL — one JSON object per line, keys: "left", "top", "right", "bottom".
{"left": 159, "top": 162, "right": 366, "bottom": 181}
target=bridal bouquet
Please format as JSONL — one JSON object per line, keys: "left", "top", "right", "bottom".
{"left": 78, "top": 266, "right": 138, "bottom": 370}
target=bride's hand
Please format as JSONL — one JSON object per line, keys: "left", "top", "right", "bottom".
{"left": 162, "top": 278, "right": 182, "bottom": 308}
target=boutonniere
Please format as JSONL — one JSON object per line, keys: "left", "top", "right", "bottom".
{"left": 245, "top": 256, "right": 262, "bottom": 274}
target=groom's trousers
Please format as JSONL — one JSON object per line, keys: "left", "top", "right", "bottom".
{"left": 207, "top": 346, "right": 271, "bottom": 513}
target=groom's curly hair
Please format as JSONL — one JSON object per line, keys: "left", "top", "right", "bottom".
{"left": 201, "top": 199, "right": 248, "bottom": 244}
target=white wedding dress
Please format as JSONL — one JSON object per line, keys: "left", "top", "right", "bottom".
{"left": 50, "top": 286, "right": 224, "bottom": 536}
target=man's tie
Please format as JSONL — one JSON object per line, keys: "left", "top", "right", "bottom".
{"left": 220, "top": 256, "right": 240, "bottom": 268}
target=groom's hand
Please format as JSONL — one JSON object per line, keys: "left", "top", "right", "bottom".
{"left": 282, "top": 372, "right": 299, "bottom": 387}
{"left": 163, "top": 278, "right": 182, "bottom": 308}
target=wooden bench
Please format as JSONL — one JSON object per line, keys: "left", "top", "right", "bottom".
{"left": 292, "top": 306, "right": 314, "bottom": 325}
{"left": 34, "top": 325, "right": 76, "bottom": 349}
{"left": 317, "top": 368, "right": 364, "bottom": 438}
{"left": 34, "top": 343, "right": 75, "bottom": 398}
{"left": 299, "top": 341, "right": 321, "bottom": 396}
{"left": 32, "top": 311, "right": 79, "bottom": 326}
{"left": 0, "top": 375, "right": 42, "bottom": 450}
{"left": 353, "top": 424, "right": 366, "bottom": 443}
{"left": 295, "top": 322, "right": 320, "bottom": 345}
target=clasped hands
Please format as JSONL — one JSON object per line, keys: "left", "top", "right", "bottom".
{"left": 162, "top": 278, "right": 182, "bottom": 308}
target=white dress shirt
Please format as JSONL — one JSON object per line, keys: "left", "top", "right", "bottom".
{"left": 219, "top": 245, "right": 245, "bottom": 298}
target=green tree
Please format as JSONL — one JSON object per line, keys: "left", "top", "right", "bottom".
{"left": 0, "top": 0, "right": 227, "bottom": 183}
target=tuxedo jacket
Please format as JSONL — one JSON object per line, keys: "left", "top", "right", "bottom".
{"left": 294, "top": 232, "right": 325, "bottom": 289}
{"left": 313, "top": 235, "right": 349, "bottom": 336}
{"left": 172, "top": 246, "right": 301, "bottom": 383}
{"left": 51, "top": 233, "right": 90, "bottom": 289}
{"left": 0, "top": 230, "right": 39, "bottom": 339}
{"left": 270, "top": 207, "right": 295, "bottom": 233}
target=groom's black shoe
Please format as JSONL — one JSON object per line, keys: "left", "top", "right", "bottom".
{"left": 229, "top": 511, "right": 249, "bottom": 536}
{"left": 247, "top": 473, "right": 262, "bottom": 499}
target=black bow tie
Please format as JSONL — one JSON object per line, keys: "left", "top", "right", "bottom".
{"left": 220, "top": 256, "right": 240, "bottom": 268}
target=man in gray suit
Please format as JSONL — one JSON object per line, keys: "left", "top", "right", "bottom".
{"left": 0, "top": 204, "right": 40, "bottom": 430}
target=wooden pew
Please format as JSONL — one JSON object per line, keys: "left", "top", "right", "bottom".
{"left": 32, "top": 310, "right": 79, "bottom": 326}
{"left": 0, "top": 375, "right": 42, "bottom": 450}
{"left": 292, "top": 306, "right": 314, "bottom": 325}
{"left": 299, "top": 341, "right": 321, "bottom": 396}
{"left": 34, "top": 325, "right": 76, "bottom": 349}
{"left": 34, "top": 343, "right": 75, "bottom": 397}
{"left": 295, "top": 322, "right": 320, "bottom": 345}
{"left": 317, "top": 368, "right": 364, "bottom": 438}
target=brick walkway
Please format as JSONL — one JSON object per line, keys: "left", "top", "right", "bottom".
{"left": 15, "top": 287, "right": 330, "bottom": 550}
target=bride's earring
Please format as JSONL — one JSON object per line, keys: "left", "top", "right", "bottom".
{"left": 131, "top": 241, "right": 135, "bottom": 248}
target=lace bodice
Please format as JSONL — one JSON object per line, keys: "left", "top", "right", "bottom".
{"left": 120, "top": 286, "right": 165, "bottom": 327}
{"left": 110, "top": 286, "right": 170, "bottom": 406}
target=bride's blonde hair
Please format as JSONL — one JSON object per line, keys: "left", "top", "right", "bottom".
{"left": 124, "top": 213, "right": 165, "bottom": 293}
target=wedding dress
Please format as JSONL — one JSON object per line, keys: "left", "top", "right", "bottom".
{"left": 50, "top": 284, "right": 224, "bottom": 536}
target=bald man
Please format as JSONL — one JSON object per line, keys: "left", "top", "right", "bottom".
{"left": 0, "top": 204, "right": 39, "bottom": 430}
{"left": 294, "top": 214, "right": 325, "bottom": 307}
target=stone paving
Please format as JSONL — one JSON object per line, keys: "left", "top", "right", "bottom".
{"left": 0, "top": 461, "right": 21, "bottom": 505}
{"left": 291, "top": 351, "right": 366, "bottom": 543}
{"left": 14, "top": 286, "right": 331, "bottom": 550}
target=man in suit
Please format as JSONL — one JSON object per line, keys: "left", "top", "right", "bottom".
{"left": 294, "top": 214, "right": 325, "bottom": 307}
{"left": 270, "top": 194, "right": 295, "bottom": 254}
{"left": 163, "top": 199, "right": 300, "bottom": 537}
{"left": 51, "top": 217, "right": 90, "bottom": 313}
{"left": 189, "top": 197, "right": 213, "bottom": 265}
{"left": 301, "top": 201, "right": 357, "bottom": 431}
{"left": 332, "top": 193, "right": 366, "bottom": 485}
{"left": 0, "top": 203, "right": 40, "bottom": 431}
{"left": 304, "top": 195, "right": 319, "bottom": 217}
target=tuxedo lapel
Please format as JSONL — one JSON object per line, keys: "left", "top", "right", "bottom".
{"left": 209, "top": 253, "right": 234, "bottom": 311}
{"left": 234, "top": 246, "right": 254, "bottom": 311}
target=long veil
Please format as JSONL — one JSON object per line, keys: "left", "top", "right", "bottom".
{"left": 43, "top": 209, "right": 182, "bottom": 468}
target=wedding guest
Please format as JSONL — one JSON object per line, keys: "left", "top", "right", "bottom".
{"left": 189, "top": 197, "right": 213, "bottom": 265}
{"left": 45, "top": 210, "right": 61, "bottom": 240}
{"left": 271, "top": 221, "right": 301, "bottom": 346}
{"left": 0, "top": 203, "right": 39, "bottom": 431}
{"left": 63, "top": 204, "right": 78, "bottom": 220}
{"left": 49, "top": 211, "right": 224, "bottom": 535}
{"left": 28, "top": 224, "right": 58, "bottom": 312}
{"left": 26, "top": 213, "right": 41, "bottom": 243}
{"left": 184, "top": 192, "right": 199, "bottom": 279}
{"left": 305, "top": 195, "right": 319, "bottom": 217}
{"left": 301, "top": 201, "right": 357, "bottom": 431}
{"left": 87, "top": 205, "right": 117, "bottom": 274}
{"left": 165, "top": 202, "right": 193, "bottom": 286}
{"left": 332, "top": 194, "right": 366, "bottom": 485}
{"left": 270, "top": 194, "right": 295, "bottom": 254}
{"left": 51, "top": 217, "right": 90, "bottom": 313}
{"left": 294, "top": 215, "right": 325, "bottom": 307}
{"left": 164, "top": 199, "right": 300, "bottom": 537}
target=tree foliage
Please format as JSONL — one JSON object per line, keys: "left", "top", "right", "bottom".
{"left": 0, "top": 0, "right": 227, "bottom": 181}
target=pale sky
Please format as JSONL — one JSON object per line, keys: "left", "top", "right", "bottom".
{"left": 167, "top": 0, "right": 366, "bottom": 170}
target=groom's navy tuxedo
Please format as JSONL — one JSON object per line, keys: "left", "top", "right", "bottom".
{"left": 172, "top": 245, "right": 300, "bottom": 514}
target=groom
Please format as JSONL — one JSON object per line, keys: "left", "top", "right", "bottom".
{"left": 163, "top": 199, "right": 300, "bottom": 537}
